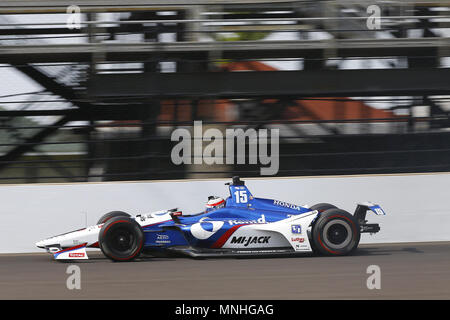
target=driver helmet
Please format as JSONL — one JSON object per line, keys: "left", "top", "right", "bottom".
{"left": 205, "top": 196, "right": 225, "bottom": 213}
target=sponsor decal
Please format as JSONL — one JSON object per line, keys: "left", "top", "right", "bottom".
{"left": 68, "top": 252, "right": 85, "bottom": 258}
{"left": 291, "top": 237, "right": 304, "bottom": 243}
{"left": 230, "top": 236, "right": 271, "bottom": 247}
{"left": 156, "top": 234, "right": 171, "bottom": 244}
{"left": 191, "top": 217, "right": 224, "bottom": 240}
{"left": 273, "top": 200, "right": 301, "bottom": 211}
{"left": 291, "top": 224, "right": 302, "bottom": 234}
{"left": 228, "top": 214, "right": 266, "bottom": 225}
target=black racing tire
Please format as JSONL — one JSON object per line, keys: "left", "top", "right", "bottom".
{"left": 308, "top": 204, "right": 337, "bottom": 253}
{"left": 310, "top": 203, "right": 337, "bottom": 213}
{"left": 99, "top": 216, "right": 144, "bottom": 262}
{"left": 97, "top": 211, "right": 131, "bottom": 225}
{"left": 311, "top": 208, "right": 360, "bottom": 256}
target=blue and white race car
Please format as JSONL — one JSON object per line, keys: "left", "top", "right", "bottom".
{"left": 36, "top": 177, "right": 386, "bottom": 261}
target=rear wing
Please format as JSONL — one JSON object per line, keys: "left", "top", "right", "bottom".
{"left": 355, "top": 202, "right": 386, "bottom": 217}
{"left": 354, "top": 202, "right": 386, "bottom": 234}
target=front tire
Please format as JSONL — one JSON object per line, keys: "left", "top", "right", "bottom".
{"left": 97, "top": 211, "right": 131, "bottom": 225}
{"left": 99, "top": 216, "right": 144, "bottom": 262}
{"left": 311, "top": 208, "right": 360, "bottom": 256}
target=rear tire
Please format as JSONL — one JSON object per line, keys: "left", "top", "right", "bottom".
{"left": 97, "top": 211, "right": 131, "bottom": 225}
{"left": 311, "top": 208, "right": 360, "bottom": 256}
{"left": 308, "top": 203, "right": 337, "bottom": 253}
{"left": 99, "top": 216, "right": 144, "bottom": 262}
{"left": 310, "top": 203, "right": 337, "bottom": 213}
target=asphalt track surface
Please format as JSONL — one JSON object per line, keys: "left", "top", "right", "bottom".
{"left": 1, "top": 242, "right": 449, "bottom": 300}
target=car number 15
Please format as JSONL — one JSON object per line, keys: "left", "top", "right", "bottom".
{"left": 234, "top": 190, "right": 248, "bottom": 203}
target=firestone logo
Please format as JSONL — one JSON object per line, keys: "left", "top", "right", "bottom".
{"left": 69, "top": 252, "right": 85, "bottom": 258}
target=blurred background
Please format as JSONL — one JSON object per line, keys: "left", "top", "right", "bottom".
{"left": 0, "top": 0, "right": 449, "bottom": 183}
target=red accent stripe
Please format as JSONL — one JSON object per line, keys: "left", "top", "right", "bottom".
{"left": 103, "top": 219, "right": 131, "bottom": 236}
{"left": 317, "top": 235, "right": 339, "bottom": 255}
{"left": 55, "top": 243, "right": 87, "bottom": 254}
{"left": 211, "top": 224, "right": 247, "bottom": 249}
{"left": 88, "top": 242, "right": 99, "bottom": 248}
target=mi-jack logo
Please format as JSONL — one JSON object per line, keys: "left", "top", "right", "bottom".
{"left": 230, "top": 236, "right": 271, "bottom": 246}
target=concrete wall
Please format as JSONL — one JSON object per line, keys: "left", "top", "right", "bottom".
{"left": 1, "top": 173, "right": 449, "bottom": 253}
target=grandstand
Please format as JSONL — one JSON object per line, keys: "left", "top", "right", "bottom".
{"left": 0, "top": 0, "right": 449, "bottom": 182}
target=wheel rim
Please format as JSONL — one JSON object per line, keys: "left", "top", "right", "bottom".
{"left": 322, "top": 220, "right": 352, "bottom": 249}
{"left": 110, "top": 227, "right": 135, "bottom": 253}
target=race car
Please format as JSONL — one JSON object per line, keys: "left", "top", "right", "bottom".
{"left": 36, "top": 176, "right": 386, "bottom": 262}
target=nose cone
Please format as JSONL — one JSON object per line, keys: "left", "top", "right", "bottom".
{"left": 35, "top": 240, "right": 45, "bottom": 249}
{"left": 35, "top": 239, "right": 50, "bottom": 249}
{"left": 35, "top": 237, "right": 59, "bottom": 249}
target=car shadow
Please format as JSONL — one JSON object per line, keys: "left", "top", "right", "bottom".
{"left": 354, "top": 245, "right": 424, "bottom": 256}
{"left": 54, "top": 245, "right": 426, "bottom": 263}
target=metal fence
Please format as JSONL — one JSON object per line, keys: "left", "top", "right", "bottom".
{"left": 1, "top": 0, "right": 450, "bottom": 183}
